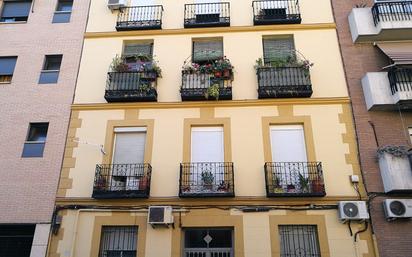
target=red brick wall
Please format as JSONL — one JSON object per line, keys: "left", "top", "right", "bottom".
{"left": 0, "top": 0, "right": 89, "bottom": 223}
{"left": 331, "top": 1, "right": 412, "bottom": 256}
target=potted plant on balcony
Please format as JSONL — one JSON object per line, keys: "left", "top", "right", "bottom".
{"left": 311, "top": 177, "right": 324, "bottom": 194}
{"left": 272, "top": 175, "right": 284, "bottom": 193}
{"left": 201, "top": 170, "right": 214, "bottom": 191}
{"left": 217, "top": 181, "right": 230, "bottom": 192}
{"left": 205, "top": 83, "right": 220, "bottom": 100}
{"left": 214, "top": 56, "right": 233, "bottom": 79}
{"left": 286, "top": 183, "right": 296, "bottom": 193}
{"left": 298, "top": 173, "right": 310, "bottom": 193}
{"left": 110, "top": 55, "right": 130, "bottom": 72}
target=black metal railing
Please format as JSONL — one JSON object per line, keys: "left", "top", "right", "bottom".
{"left": 264, "top": 162, "right": 325, "bottom": 197}
{"left": 179, "top": 162, "right": 234, "bottom": 197}
{"left": 105, "top": 71, "right": 158, "bottom": 102}
{"left": 257, "top": 66, "right": 312, "bottom": 98}
{"left": 252, "top": 0, "right": 301, "bottom": 25}
{"left": 92, "top": 163, "right": 152, "bottom": 199}
{"left": 184, "top": 3, "right": 230, "bottom": 28}
{"left": 116, "top": 5, "right": 163, "bottom": 30}
{"left": 372, "top": 1, "right": 412, "bottom": 26}
{"left": 181, "top": 72, "right": 232, "bottom": 101}
{"left": 388, "top": 67, "right": 412, "bottom": 95}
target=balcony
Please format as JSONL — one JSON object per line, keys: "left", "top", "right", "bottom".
{"left": 184, "top": 3, "right": 230, "bottom": 28}
{"left": 105, "top": 71, "right": 158, "bottom": 102}
{"left": 361, "top": 67, "right": 412, "bottom": 110}
{"left": 179, "top": 162, "right": 235, "bottom": 197}
{"left": 257, "top": 66, "right": 312, "bottom": 98}
{"left": 181, "top": 73, "right": 232, "bottom": 101}
{"left": 348, "top": 1, "right": 412, "bottom": 42}
{"left": 264, "top": 162, "right": 326, "bottom": 197}
{"left": 116, "top": 5, "right": 163, "bottom": 31}
{"left": 92, "top": 164, "right": 152, "bottom": 199}
{"left": 252, "top": 0, "right": 301, "bottom": 25}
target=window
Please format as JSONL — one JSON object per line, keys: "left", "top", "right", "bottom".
{"left": 52, "top": 0, "right": 73, "bottom": 23}
{"left": 123, "top": 42, "right": 153, "bottom": 63}
{"left": 279, "top": 225, "right": 321, "bottom": 257}
{"left": 263, "top": 36, "right": 295, "bottom": 65}
{"left": 191, "top": 127, "right": 224, "bottom": 163}
{"left": 183, "top": 228, "right": 233, "bottom": 256}
{"left": 0, "top": 57, "right": 17, "bottom": 83}
{"left": 111, "top": 127, "right": 147, "bottom": 191}
{"left": 0, "top": 1, "right": 31, "bottom": 22}
{"left": 192, "top": 39, "right": 223, "bottom": 63}
{"left": 39, "top": 55, "right": 62, "bottom": 84}
{"left": 99, "top": 226, "right": 138, "bottom": 257}
{"left": 0, "top": 225, "right": 35, "bottom": 257}
{"left": 22, "top": 123, "right": 49, "bottom": 158}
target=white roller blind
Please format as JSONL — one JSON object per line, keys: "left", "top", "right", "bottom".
{"left": 270, "top": 125, "right": 307, "bottom": 163}
{"left": 131, "top": 0, "right": 154, "bottom": 6}
{"left": 191, "top": 127, "right": 224, "bottom": 162}
{"left": 113, "top": 132, "right": 146, "bottom": 164}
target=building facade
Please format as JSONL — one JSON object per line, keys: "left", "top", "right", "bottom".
{"left": 0, "top": 0, "right": 89, "bottom": 256}
{"left": 49, "top": 1, "right": 378, "bottom": 257}
{"left": 331, "top": 0, "right": 412, "bottom": 256}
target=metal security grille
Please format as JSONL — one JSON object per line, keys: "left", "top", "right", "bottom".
{"left": 183, "top": 228, "right": 233, "bottom": 257}
{"left": 99, "top": 226, "right": 138, "bottom": 257}
{"left": 279, "top": 225, "right": 321, "bottom": 257}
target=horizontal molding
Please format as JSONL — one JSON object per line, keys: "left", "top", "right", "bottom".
{"left": 85, "top": 23, "right": 337, "bottom": 39}
{"left": 56, "top": 195, "right": 364, "bottom": 206}
{"left": 72, "top": 97, "right": 350, "bottom": 111}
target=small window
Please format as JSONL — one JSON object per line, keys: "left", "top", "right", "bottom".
{"left": 99, "top": 226, "right": 138, "bottom": 257}
{"left": 22, "top": 123, "right": 49, "bottom": 158}
{"left": 192, "top": 39, "right": 223, "bottom": 64}
{"left": 263, "top": 36, "right": 295, "bottom": 65}
{"left": 279, "top": 225, "right": 321, "bottom": 257}
{"left": 0, "top": 1, "right": 32, "bottom": 22}
{"left": 0, "top": 57, "right": 17, "bottom": 83}
{"left": 123, "top": 42, "right": 153, "bottom": 63}
{"left": 39, "top": 55, "right": 62, "bottom": 84}
{"left": 52, "top": 0, "right": 73, "bottom": 23}
{"left": 0, "top": 224, "right": 36, "bottom": 257}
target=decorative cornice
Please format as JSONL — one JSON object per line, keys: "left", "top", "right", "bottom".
{"left": 84, "top": 23, "right": 337, "bottom": 39}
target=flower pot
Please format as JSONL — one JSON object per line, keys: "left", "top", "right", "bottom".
{"left": 311, "top": 180, "right": 324, "bottom": 193}
{"left": 214, "top": 71, "right": 222, "bottom": 78}
{"left": 223, "top": 69, "right": 231, "bottom": 78}
{"left": 138, "top": 176, "right": 148, "bottom": 190}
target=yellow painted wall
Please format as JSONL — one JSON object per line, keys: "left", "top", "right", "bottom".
{"left": 74, "top": 29, "right": 347, "bottom": 104}
{"left": 86, "top": 0, "right": 334, "bottom": 33}
{"left": 66, "top": 104, "right": 357, "bottom": 198}
{"left": 54, "top": 209, "right": 373, "bottom": 257}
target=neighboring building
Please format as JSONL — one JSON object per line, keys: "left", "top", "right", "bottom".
{"left": 0, "top": 0, "right": 89, "bottom": 256}
{"left": 49, "top": 1, "right": 378, "bottom": 257}
{"left": 331, "top": 0, "right": 412, "bottom": 256}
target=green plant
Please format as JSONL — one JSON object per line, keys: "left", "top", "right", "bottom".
{"left": 110, "top": 55, "right": 129, "bottom": 72}
{"left": 205, "top": 84, "right": 220, "bottom": 100}
{"left": 139, "top": 83, "right": 152, "bottom": 93}
{"left": 298, "top": 173, "right": 310, "bottom": 193}
{"left": 201, "top": 170, "right": 214, "bottom": 185}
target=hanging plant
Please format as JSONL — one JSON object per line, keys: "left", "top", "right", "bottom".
{"left": 377, "top": 145, "right": 411, "bottom": 158}
{"left": 205, "top": 84, "right": 220, "bottom": 100}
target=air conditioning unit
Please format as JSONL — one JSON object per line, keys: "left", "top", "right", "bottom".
{"left": 338, "top": 201, "right": 369, "bottom": 222}
{"left": 383, "top": 199, "right": 412, "bottom": 220}
{"left": 108, "top": 0, "right": 126, "bottom": 10}
{"left": 148, "top": 206, "right": 174, "bottom": 227}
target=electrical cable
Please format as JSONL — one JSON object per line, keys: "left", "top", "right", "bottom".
{"left": 347, "top": 220, "right": 353, "bottom": 236}
{"left": 354, "top": 221, "right": 369, "bottom": 242}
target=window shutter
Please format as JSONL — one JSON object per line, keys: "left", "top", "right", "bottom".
{"left": 191, "top": 127, "right": 224, "bottom": 162}
{"left": 263, "top": 37, "right": 295, "bottom": 64}
{"left": 1, "top": 1, "right": 32, "bottom": 18}
{"left": 131, "top": 0, "right": 154, "bottom": 6}
{"left": 193, "top": 40, "right": 223, "bottom": 63}
{"left": 123, "top": 43, "right": 153, "bottom": 57}
{"left": 113, "top": 132, "right": 146, "bottom": 164}
{"left": 270, "top": 125, "right": 307, "bottom": 163}
{"left": 0, "top": 57, "right": 17, "bottom": 75}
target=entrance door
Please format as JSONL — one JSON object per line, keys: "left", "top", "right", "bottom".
{"left": 183, "top": 228, "right": 233, "bottom": 257}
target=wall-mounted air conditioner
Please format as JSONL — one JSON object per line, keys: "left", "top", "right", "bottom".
{"left": 383, "top": 199, "right": 412, "bottom": 221}
{"left": 338, "top": 201, "right": 369, "bottom": 222}
{"left": 148, "top": 206, "right": 174, "bottom": 227}
{"left": 108, "top": 0, "right": 126, "bottom": 10}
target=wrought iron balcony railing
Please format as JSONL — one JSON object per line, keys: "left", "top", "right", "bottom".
{"left": 264, "top": 162, "right": 325, "bottom": 197}
{"left": 372, "top": 1, "right": 412, "bottom": 26}
{"left": 252, "top": 0, "right": 301, "bottom": 25}
{"left": 179, "top": 162, "right": 235, "bottom": 197}
{"left": 388, "top": 67, "right": 412, "bottom": 95}
{"left": 184, "top": 2, "right": 230, "bottom": 28}
{"left": 116, "top": 5, "right": 164, "bottom": 31}
{"left": 105, "top": 71, "right": 158, "bottom": 102}
{"left": 181, "top": 72, "right": 232, "bottom": 101}
{"left": 257, "top": 66, "right": 312, "bottom": 98}
{"left": 92, "top": 163, "right": 152, "bottom": 199}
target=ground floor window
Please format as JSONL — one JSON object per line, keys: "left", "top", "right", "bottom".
{"left": 0, "top": 224, "right": 35, "bottom": 257}
{"left": 279, "top": 225, "right": 321, "bottom": 257}
{"left": 183, "top": 228, "right": 233, "bottom": 257}
{"left": 99, "top": 226, "right": 138, "bottom": 257}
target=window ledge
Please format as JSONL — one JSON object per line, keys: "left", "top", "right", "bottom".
{"left": 0, "top": 81, "right": 12, "bottom": 84}
{"left": 0, "top": 21, "right": 27, "bottom": 25}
